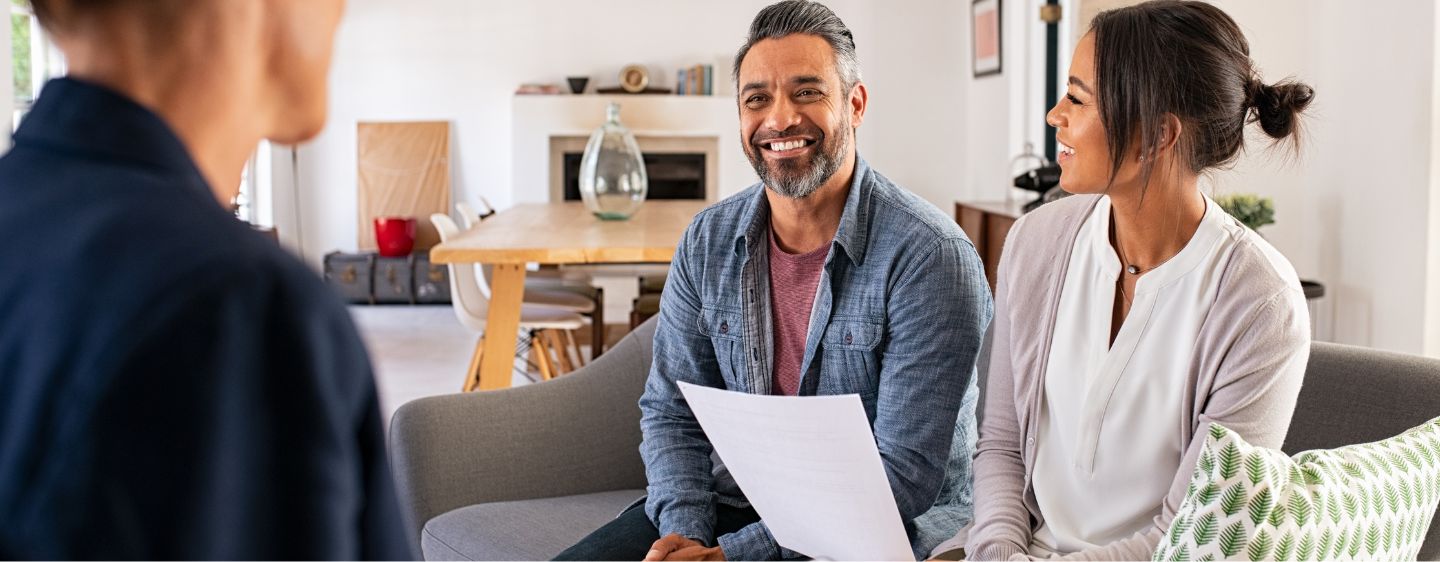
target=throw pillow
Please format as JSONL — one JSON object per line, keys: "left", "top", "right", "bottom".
{"left": 1153, "top": 418, "right": 1440, "bottom": 561}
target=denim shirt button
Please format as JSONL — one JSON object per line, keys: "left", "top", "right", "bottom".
{"left": 845, "top": 332, "right": 853, "bottom": 344}
{"left": 720, "top": 321, "right": 729, "bottom": 333}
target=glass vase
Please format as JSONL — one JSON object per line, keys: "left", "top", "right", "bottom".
{"left": 579, "top": 102, "right": 648, "bottom": 220}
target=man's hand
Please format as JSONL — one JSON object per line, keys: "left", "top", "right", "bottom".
{"left": 644, "top": 534, "right": 726, "bottom": 561}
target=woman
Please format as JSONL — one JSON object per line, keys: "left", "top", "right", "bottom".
{"left": 0, "top": 0, "right": 412, "bottom": 558}
{"left": 951, "top": 1, "right": 1313, "bottom": 559}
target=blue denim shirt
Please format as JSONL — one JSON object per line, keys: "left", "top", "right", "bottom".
{"left": 639, "top": 157, "right": 993, "bottom": 560}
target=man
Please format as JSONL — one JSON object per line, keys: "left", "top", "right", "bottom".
{"left": 554, "top": 1, "right": 992, "bottom": 560}
{"left": 0, "top": 0, "right": 413, "bottom": 558}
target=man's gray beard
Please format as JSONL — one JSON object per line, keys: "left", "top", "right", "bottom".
{"left": 750, "top": 127, "right": 850, "bottom": 200}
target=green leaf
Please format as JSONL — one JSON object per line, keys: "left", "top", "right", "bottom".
{"left": 1267, "top": 497, "right": 1288, "bottom": 528}
{"left": 1300, "top": 465, "right": 1324, "bottom": 486}
{"left": 1399, "top": 478, "right": 1414, "bottom": 510}
{"left": 1287, "top": 466, "right": 1305, "bottom": 487}
{"left": 1348, "top": 527, "right": 1363, "bottom": 557}
{"left": 1327, "top": 492, "right": 1343, "bottom": 524}
{"left": 1404, "top": 443, "right": 1425, "bottom": 471}
{"left": 1221, "top": 483, "right": 1247, "bottom": 517}
{"left": 1219, "top": 521, "right": 1247, "bottom": 558}
{"left": 1366, "top": 526, "right": 1381, "bottom": 555}
{"left": 1342, "top": 461, "right": 1365, "bottom": 480}
{"left": 1198, "top": 449, "right": 1216, "bottom": 476}
{"left": 1247, "top": 529, "right": 1274, "bottom": 561}
{"left": 1310, "top": 489, "right": 1326, "bottom": 520}
{"left": 1168, "top": 543, "right": 1190, "bottom": 562}
{"left": 1297, "top": 532, "right": 1315, "bottom": 561}
{"left": 1343, "top": 492, "right": 1360, "bottom": 518}
{"left": 1249, "top": 487, "right": 1274, "bottom": 527}
{"left": 1274, "top": 532, "right": 1294, "bottom": 561}
{"left": 1288, "top": 494, "right": 1312, "bottom": 527}
{"left": 1197, "top": 555, "right": 1215, "bottom": 562}
{"left": 1246, "top": 453, "right": 1269, "bottom": 486}
{"left": 1317, "top": 528, "right": 1334, "bottom": 561}
{"left": 1384, "top": 521, "right": 1395, "bottom": 553}
{"left": 1374, "top": 454, "right": 1394, "bottom": 476}
{"left": 1370, "top": 483, "right": 1386, "bottom": 513}
{"left": 1192, "top": 512, "right": 1218, "bottom": 546}
{"left": 1389, "top": 450, "right": 1408, "bottom": 474}
{"left": 1170, "top": 513, "right": 1193, "bottom": 547}
{"left": 1209, "top": 422, "right": 1229, "bottom": 442}
{"left": 1195, "top": 483, "right": 1219, "bottom": 507}
{"left": 1220, "top": 442, "right": 1242, "bottom": 480}
{"left": 1385, "top": 482, "right": 1400, "bottom": 512}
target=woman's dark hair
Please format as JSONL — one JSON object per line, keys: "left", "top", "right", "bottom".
{"left": 1090, "top": 0, "right": 1314, "bottom": 189}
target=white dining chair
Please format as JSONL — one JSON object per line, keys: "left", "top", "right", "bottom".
{"left": 454, "top": 200, "right": 608, "bottom": 358}
{"left": 431, "top": 213, "right": 587, "bottom": 390}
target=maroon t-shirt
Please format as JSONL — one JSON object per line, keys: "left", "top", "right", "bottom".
{"left": 767, "top": 229, "right": 829, "bottom": 396}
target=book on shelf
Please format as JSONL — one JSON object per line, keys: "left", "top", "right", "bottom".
{"left": 674, "top": 64, "right": 715, "bottom": 96}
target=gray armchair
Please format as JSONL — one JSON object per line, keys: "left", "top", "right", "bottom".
{"left": 1284, "top": 342, "right": 1440, "bottom": 560}
{"left": 389, "top": 319, "right": 655, "bottom": 560}
{"left": 391, "top": 321, "right": 1440, "bottom": 561}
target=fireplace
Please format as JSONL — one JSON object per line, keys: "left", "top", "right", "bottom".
{"left": 561, "top": 152, "right": 706, "bottom": 201}
{"left": 549, "top": 134, "right": 720, "bottom": 202}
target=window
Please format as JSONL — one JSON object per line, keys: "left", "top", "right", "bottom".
{"left": 11, "top": 0, "right": 62, "bottom": 131}
{"left": 235, "top": 141, "right": 273, "bottom": 226}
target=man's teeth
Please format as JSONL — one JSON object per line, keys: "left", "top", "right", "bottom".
{"left": 769, "top": 140, "right": 807, "bottom": 151}
{"left": 1059, "top": 143, "right": 1075, "bottom": 156}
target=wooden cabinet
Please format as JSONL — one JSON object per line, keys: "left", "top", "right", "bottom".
{"left": 955, "top": 200, "right": 1026, "bottom": 293}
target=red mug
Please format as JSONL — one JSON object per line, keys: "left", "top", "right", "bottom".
{"left": 374, "top": 217, "right": 417, "bottom": 257}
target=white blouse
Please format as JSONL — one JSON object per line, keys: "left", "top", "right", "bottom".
{"left": 1030, "top": 194, "right": 1244, "bottom": 554}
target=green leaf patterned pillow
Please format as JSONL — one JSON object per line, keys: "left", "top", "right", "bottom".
{"left": 1153, "top": 418, "right": 1440, "bottom": 561}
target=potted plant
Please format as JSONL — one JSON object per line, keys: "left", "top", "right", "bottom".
{"left": 1215, "top": 193, "right": 1275, "bottom": 231}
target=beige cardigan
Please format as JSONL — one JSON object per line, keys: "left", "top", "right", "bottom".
{"left": 964, "top": 194, "right": 1310, "bottom": 561}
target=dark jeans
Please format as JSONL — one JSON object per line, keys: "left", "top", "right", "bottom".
{"left": 553, "top": 502, "right": 761, "bottom": 561}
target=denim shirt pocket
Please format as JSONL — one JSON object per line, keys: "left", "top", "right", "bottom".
{"left": 820, "top": 317, "right": 884, "bottom": 400}
{"left": 699, "top": 305, "right": 746, "bottom": 388}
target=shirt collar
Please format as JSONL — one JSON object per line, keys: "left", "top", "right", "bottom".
{"left": 735, "top": 155, "right": 873, "bottom": 267}
{"left": 13, "top": 77, "right": 211, "bottom": 193}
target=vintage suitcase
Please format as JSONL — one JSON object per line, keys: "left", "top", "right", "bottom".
{"left": 413, "top": 254, "right": 451, "bottom": 304}
{"left": 373, "top": 255, "right": 416, "bottom": 304}
{"left": 323, "top": 251, "right": 375, "bottom": 305}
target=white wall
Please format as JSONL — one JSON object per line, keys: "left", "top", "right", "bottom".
{"left": 279, "top": 0, "right": 904, "bottom": 266}
{"left": 1206, "top": 0, "right": 1437, "bottom": 355}
{"left": 278, "top": 0, "right": 999, "bottom": 266}
{"left": 1427, "top": 0, "right": 1440, "bottom": 358}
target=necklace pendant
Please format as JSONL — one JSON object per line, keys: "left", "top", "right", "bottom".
{"left": 1126, "top": 264, "right": 1140, "bottom": 275}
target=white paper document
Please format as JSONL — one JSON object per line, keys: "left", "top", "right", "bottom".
{"left": 676, "top": 381, "right": 914, "bottom": 561}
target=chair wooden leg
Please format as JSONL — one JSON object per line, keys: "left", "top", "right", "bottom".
{"left": 590, "top": 287, "right": 605, "bottom": 360}
{"left": 567, "top": 329, "right": 586, "bottom": 367}
{"left": 463, "top": 335, "right": 485, "bottom": 392}
{"left": 546, "top": 329, "right": 575, "bottom": 374}
{"left": 531, "top": 331, "right": 555, "bottom": 381}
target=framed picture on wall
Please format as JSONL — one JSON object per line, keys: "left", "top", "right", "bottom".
{"left": 973, "top": 0, "right": 1002, "bottom": 77}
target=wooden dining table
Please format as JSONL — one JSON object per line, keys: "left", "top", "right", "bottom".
{"left": 429, "top": 200, "right": 707, "bottom": 390}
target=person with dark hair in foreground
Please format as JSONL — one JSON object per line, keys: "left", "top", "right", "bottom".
{"left": 0, "top": 0, "right": 414, "bottom": 558}
{"left": 948, "top": 1, "right": 1314, "bottom": 559}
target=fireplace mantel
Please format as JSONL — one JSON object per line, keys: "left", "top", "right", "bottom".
{"left": 511, "top": 94, "right": 754, "bottom": 205}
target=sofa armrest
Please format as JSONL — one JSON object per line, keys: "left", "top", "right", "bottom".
{"left": 389, "top": 319, "right": 656, "bottom": 537}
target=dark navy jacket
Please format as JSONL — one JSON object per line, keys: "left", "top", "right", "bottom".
{"left": 0, "top": 78, "right": 415, "bottom": 559}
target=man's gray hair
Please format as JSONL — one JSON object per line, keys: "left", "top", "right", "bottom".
{"left": 733, "top": 0, "right": 862, "bottom": 92}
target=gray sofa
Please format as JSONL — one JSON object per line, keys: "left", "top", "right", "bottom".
{"left": 390, "top": 319, "right": 1440, "bottom": 560}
